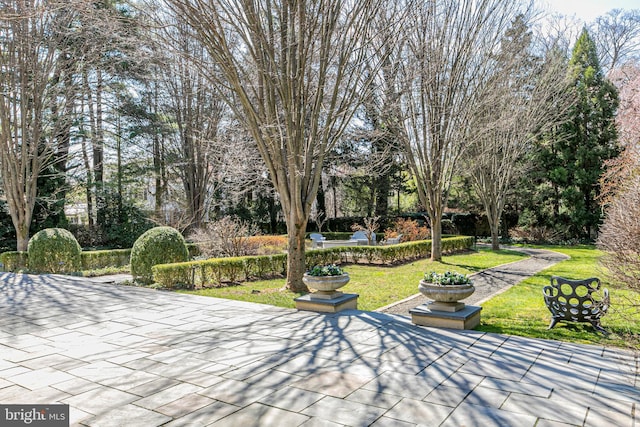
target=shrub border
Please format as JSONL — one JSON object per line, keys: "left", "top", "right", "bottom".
{"left": 152, "top": 236, "right": 474, "bottom": 289}
{"left": 1, "top": 249, "right": 132, "bottom": 273}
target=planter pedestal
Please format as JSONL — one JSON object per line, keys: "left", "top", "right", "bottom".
{"left": 295, "top": 273, "right": 357, "bottom": 313}
{"left": 411, "top": 280, "right": 480, "bottom": 329}
{"left": 295, "top": 293, "right": 359, "bottom": 313}
{"left": 410, "top": 303, "right": 481, "bottom": 330}
{"left": 427, "top": 301, "right": 465, "bottom": 312}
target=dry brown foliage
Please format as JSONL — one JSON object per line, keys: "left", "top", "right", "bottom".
{"left": 384, "top": 218, "right": 430, "bottom": 242}
{"left": 247, "top": 236, "right": 288, "bottom": 255}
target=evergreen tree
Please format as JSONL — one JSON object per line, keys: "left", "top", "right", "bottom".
{"left": 525, "top": 29, "right": 619, "bottom": 240}
{"left": 561, "top": 29, "right": 619, "bottom": 238}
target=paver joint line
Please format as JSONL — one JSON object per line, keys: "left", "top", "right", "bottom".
{"left": 0, "top": 260, "right": 637, "bottom": 426}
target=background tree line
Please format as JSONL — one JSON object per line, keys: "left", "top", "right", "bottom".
{"left": 1, "top": 1, "right": 638, "bottom": 290}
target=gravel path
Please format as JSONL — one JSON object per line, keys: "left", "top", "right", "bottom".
{"left": 377, "top": 246, "right": 569, "bottom": 316}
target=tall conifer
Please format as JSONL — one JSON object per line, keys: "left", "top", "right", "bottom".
{"left": 561, "top": 29, "right": 619, "bottom": 238}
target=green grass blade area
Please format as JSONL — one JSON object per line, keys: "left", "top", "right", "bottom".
{"left": 178, "top": 248, "right": 527, "bottom": 311}
{"left": 477, "top": 245, "right": 640, "bottom": 348}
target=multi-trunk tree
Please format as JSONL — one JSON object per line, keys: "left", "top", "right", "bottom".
{"left": 156, "top": 20, "right": 231, "bottom": 232}
{"left": 465, "top": 15, "right": 571, "bottom": 250}
{"left": 399, "top": 0, "right": 524, "bottom": 261}
{"left": 0, "top": 0, "right": 75, "bottom": 251}
{"left": 164, "top": 0, "right": 388, "bottom": 292}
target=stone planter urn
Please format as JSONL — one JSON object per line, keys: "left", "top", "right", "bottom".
{"left": 303, "top": 273, "right": 350, "bottom": 300}
{"left": 419, "top": 271, "right": 475, "bottom": 312}
{"left": 410, "top": 271, "right": 480, "bottom": 329}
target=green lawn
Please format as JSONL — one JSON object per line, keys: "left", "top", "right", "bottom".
{"left": 179, "top": 245, "right": 640, "bottom": 348}
{"left": 477, "top": 245, "right": 640, "bottom": 348}
{"left": 179, "top": 248, "right": 527, "bottom": 311}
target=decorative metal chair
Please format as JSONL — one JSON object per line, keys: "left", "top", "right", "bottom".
{"left": 542, "top": 276, "right": 609, "bottom": 333}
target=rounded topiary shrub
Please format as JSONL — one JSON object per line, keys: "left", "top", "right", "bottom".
{"left": 27, "top": 228, "right": 82, "bottom": 274}
{"left": 131, "top": 226, "right": 189, "bottom": 284}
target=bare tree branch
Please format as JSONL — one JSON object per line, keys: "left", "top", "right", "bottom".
{"left": 399, "top": 0, "right": 527, "bottom": 260}
{"left": 0, "top": 0, "right": 77, "bottom": 250}
{"left": 465, "top": 15, "right": 573, "bottom": 249}
{"left": 159, "top": 0, "right": 389, "bottom": 291}
{"left": 591, "top": 9, "right": 640, "bottom": 73}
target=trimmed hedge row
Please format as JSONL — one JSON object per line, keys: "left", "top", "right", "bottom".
{"left": 1, "top": 249, "right": 132, "bottom": 273}
{"left": 305, "top": 235, "right": 473, "bottom": 266}
{"left": 152, "top": 254, "right": 288, "bottom": 288}
{"left": 152, "top": 236, "right": 474, "bottom": 289}
{"left": 0, "top": 251, "right": 28, "bottom": 272}
{"left": 80, "top": 249, "right": 132, "bottom": 270}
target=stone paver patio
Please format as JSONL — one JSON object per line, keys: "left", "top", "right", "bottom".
{"left": 0, "top": 272, "right": 638, "bottom": 426}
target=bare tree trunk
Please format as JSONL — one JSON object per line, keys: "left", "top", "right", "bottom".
{"left": 374, "top": 173, "right": 390, "bottom": 217}
{"left": 80, "top": 130, "right": 94, "bottom": 228}
{"left": 83, "top": 70, "right": 97, "bottom": 226}
{"left": 430, "top": 216, "right": 443, "bottom": 261}
{"left": 56, "top": 66, "right": 74, "bottom": 206}
{"left": 332, "top": 179, "right": 338, "bottom": 220}
{"left": 489, "top": 220, "right": 500, "bottom": 251}
{"left": 146, "top": 79, "right": 165, "bottom": 218}
{"left": 115, "top": 117, "right": 123, "bottom": 214}
{"left": 286, "top": 218, "right": 309, "bottom": 293}
{"left": 15, "top": 226, "right": 30, "bottom": 253}
{"left": 95, "top": 69, "right": 105, "bottom": 225}
{"left": 153, "top": 135, "right": 163, "bottom": 217}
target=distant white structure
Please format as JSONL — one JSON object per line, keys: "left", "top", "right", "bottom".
{"left": 65, "top": 204, "right": 88, "bottom": 225}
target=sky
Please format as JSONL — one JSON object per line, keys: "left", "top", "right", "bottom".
{"left": 541, "top": 0, "right": 640, "bottom": 23}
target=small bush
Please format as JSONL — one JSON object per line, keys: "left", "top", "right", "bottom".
{"left": 27, "top": 228, "right": 82, "bottom": 273}
{"left": 510, "top": 226, "right": 562, "bottom": 243}
{"left": 351, "top": 216, "right": 380, "bottom": 245}
{"left": 189, "top": 217, "right": 260, "bottom": 258}
{"left": 131, "top": 226, "right": 189, "bottom": 284}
